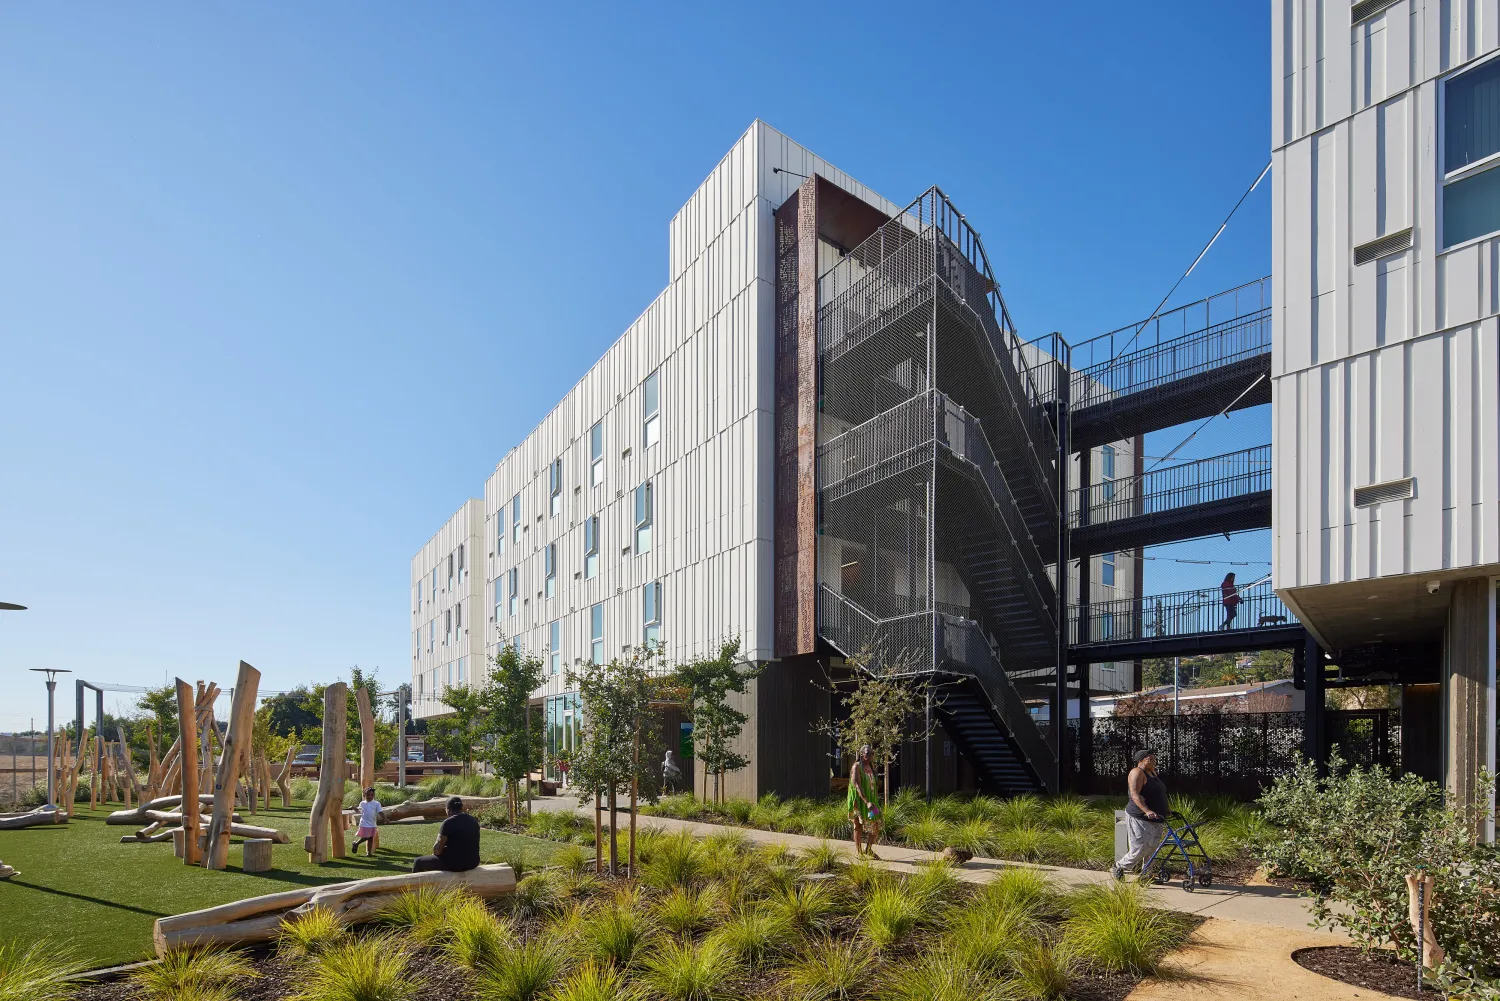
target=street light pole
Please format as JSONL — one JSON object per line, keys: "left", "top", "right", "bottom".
{"left": 29, "top": 668, "right": 72, "bottom": 808}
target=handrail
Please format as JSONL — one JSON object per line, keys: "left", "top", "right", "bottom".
{"left": 938, "top": 613, "right": 1058, "bottom": 792}
{"left": 1069, "top": 276, "right": 1271, "bottom": 368}
{"left": 1070, "top": 445, "right": 1271, "bottom": 528}
{"left": 817, "top": 392, "right": 936, "bottom": 497}
{"left": 1070, "top": 583, "right": 1297, "bottom": 646}
{"left": 1070, "top": 308, "right": 1271, "bottom": 410}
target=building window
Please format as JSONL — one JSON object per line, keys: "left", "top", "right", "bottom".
{"left": 549, "top": 458, "right": 563, "bottom": 517}
{"left": 584, "top": 516, "right": 599, "bottom": 579}
{"left": 1101, "top": 445, "right": 1116, "bottom": 501}
{"left": 457, "top": 544, "right": 466, "bottom": 583}
{"left": 457, "top": 657, "right": 466, "bottom": 685}
{"left": 496, "top": 509, "right": 505, "bottom": 558}
{"left": 508, "top": 567, "right": 519, "bottom": 617}
{"left": 416, "top": 580, "right": 422, "bottom": 614}
{"left": 428, "top": 621, "right": 434, "bottom": 653}
{"left": 643, "top": 581, "right": 662, "bottom": 649}
{"left": 634, "top": 481, "right": 653, "bottom": 554}
{"left": 549, "top": 619, "right": 561, "bottom": 676}
{"left": 431, "top": 568, "right": 438, "bottom": 597}
{"left": 1102, "top": 551, "right": 1116, "bottom": 587}
{"left": 455, "top": 601, "right": 463, "bottom": 635}
{"left": 512, "top": 494, "right": 522, "bottom": 544}
{"left": 1445, "top": 58, "right": 1500, "bottom": 247}
{"left": 493, "top": 577, "right": 502, "bottom": 623}
{"left": 590, "top": 421, "right": 605, "bottom": 487}
{"left": 590, "top": 602, "right": 605, "bottom": 664}
{"left": 444, "top": 609, "right": 452, "bottom": 645}
{"left": 642, "top": 371, "right": 660, "bottom": 448}
{"left": 447, "top": 554, "right": 454, "bottom": 591}
{"left": 1101, "top": 610, "right": 1115, "bottom": 640}
{"left": 545, "top": 543, "right": 557, "bottom": 599}
{"left": 446, "top": 662, "right": 453, "bottom": 687}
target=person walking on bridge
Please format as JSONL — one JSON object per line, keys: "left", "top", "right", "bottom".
{"left": 1219, "top": 572, "right": 1242, "bottom": 630}
{"left": 1112, "top": 749, "right": 1168, "bottom": 880}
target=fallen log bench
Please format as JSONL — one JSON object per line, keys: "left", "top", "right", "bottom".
{"left": 153, "top": 863, "right": 517, "bottom": 955}
{"left": 122, "top": 820, "right": 289, "bottom": 845}
{"left": 0, "top": 806, "right": 64, "bottom": 830}
{"left": 106, "top": 795, "right": 216, "bottom": 826}
{"left": 372, "top": 795, "right": 506, "bottom": 824}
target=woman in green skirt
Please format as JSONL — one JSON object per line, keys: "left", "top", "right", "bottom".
{"left": 846, "top": 744, "right": 882, "bottom": 858}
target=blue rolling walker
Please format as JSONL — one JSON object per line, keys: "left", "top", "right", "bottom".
{"left": 1139, "top": 812, "right": 1214, "bottom": 891}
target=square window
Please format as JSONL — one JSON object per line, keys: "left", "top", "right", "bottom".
{"left": 1102, "top": 552, "right": 1115, "bottom": 588}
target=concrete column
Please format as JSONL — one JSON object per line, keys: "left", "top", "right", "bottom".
{"left": 1444, "top": 578, "right": 1494, "bottom": 834}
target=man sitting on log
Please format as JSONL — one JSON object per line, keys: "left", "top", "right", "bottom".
{"left": 412, "top": 796, "right": 481, "bottom": 873}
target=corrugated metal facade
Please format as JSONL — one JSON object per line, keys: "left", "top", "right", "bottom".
{"left": 412, "top": 122, "right": 896, "bottom": 709}
{"left": 410, "top": 498, "right": 485, "bottom": 719}
{"left": 1273, "top": 0, "right": 1500, "bottom": 590}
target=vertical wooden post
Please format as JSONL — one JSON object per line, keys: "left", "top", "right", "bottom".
{"left": 356, "top": 687, "right": 376, "bottom": 851}
{"left": 115, "top": 725, "right": 142, "bottom": 806}
{"left": 146, "top": 723, "right": 161, "bottom": 799}
{"left": 206, "top": 662, "right": 260, "bottom": 870}
{"left": 308, "top": 683, "right": 347, "bottom": 863}
{"left": 277, "top": 745, "right": 295, "bottom": 807}
{"left": 260, "top": 752, "right": 273, "bottom": 811}
{"left": 88, "top": 734, "right": 99, "bottom": 811}
{"left": 177, "top": 679, "right": 202, "bottom": 866}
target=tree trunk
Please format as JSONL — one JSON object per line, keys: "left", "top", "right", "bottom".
{"left": 593, "top": 786, "right": 602, "bottom": 875}
{"left": 607, "top": 784, "right": 618, "bottom": 876}
{"left": 206, "top": 662, "right": 260, "bottom": 870}
{"left": 356, "top": 686, "right": 376, "bottom": 792}
{"left": 177, "top": 680, "right": 202, "bottom": 866}
{"left": 276, "top": 745, "right": 296, "bottom": 807}
{"left": 307, "top": 683, "right": 347, "bottom": 863}
{"left": 883, "top": 758, "right": 890, "bottom": 810}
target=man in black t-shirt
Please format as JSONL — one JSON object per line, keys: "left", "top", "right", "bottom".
{"left": 412, "top": 796, "right": 482, "bottom": 873}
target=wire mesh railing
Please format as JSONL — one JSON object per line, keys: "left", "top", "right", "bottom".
{"left": 938, "top": 613, "right": 1059, "bottom": 786}
{"left": 1067, "top": 277, "right": 1271, "bottom": 371}
{"left": 817, "top": 392, "right": 935, "bottom": 499}
{"left": 817, "top": 585, "right": 936, "bottom": 673}
{"left": 1069, "top": 581, "right": 1296, "bottom": 646}
{"left": 1070, "top": 445, "right": 1271, "bottom": 528}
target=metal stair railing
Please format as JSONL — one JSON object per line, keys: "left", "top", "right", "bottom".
{"left": 1069, "top": 445, "right": 1271, "bottom": 528}
{"left": 936, "top": 393, "right": 1058, "bottom": 629}
{"left": 938, "top": 612, "right": 1058, "bottom": 793}
{"left": 1071, "top": 582, "right": 1297, "bottom": 646}
{"left": 817, "top": 393, "right": 936, "bottom": 500}
{"left": 816, "top": 585, "right": 936, "bottom": 673}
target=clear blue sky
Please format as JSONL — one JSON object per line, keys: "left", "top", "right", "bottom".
{"left": 0, "top": 4, "right": 1271, "bottom": 729}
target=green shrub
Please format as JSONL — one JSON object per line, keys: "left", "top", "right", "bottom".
{"left": 290, "top": 777, "right": 318, "bottom": 801}
{"left": 707, "top": 906, "right": 796, "bottom": 970}
{"left": 1045, "top": 830, "right": 1109, "bottom": 868}
{"left": 799, "top": 840, "right": 851, "bottom": 874}
{"left": 443, "top": 899, "right": 513, "bottom": 970}
{"left": 944, "top": 903, "right": 1037, "bottom": 976}
{"left": 1256, "top": 755, "right": 1499, "bottom": 979}
{"left": 804, "top": 803, "right": 854, "bottom": 840}
{"left": 994, "top": 795, "right": 1043, "bottom": 829}
{"left": 873, "top": 951, "right": 1011, "bottom": 1001}
{"left": 1012, "top": 937, "right": 1071, "bottom": 1000}
{"left": 475, "top": 940, "right": 563, "bottom": 1001}
{"left": 723, "top": 798, "right": 754, "bottom": 824}
{"left": 134, "top": 948, "right": 257, "bottom": 1001}
{"left": 1041, "top": 796, "right": 1093, "bottom": 833}
{"left": 289, "top": 935, "right": 416, "bottom": 1001}
{"left": 637, "top": 937, "right": 737, "bottom": 1001}
{"left": 545, "top": 960, "right": 632, "bottom": 1001}
{"left": 782, "top": 937, "right": 874, "bottom": 1001}
{"left": 653, "top": 794, "right": 703, "bottom": 820}
{"left": 551, "top": 844, "right": 592, "bottom": 876}
{"left": 278, "top": 907, "right": 346, "bottom": 959}
{"left": 747, "top": 793, "right": 793, "bottom": 830}
{"left": 640, "top": 831, "right": 706, "bottom": 889}
{"left": 977, "top": 867, "right": 1054, "bottom": 918}
{"left": 654, "top": 887, "right": 712, "bottom": 937}
{"left": 998, "top": 824, "right": 1049, "bottom": 862}
{"left": 510, "top": 872, "right": 565, "bottom": 921}
{"left": 768, "top": 880, "right": 840, "bottom": 932}
{"left": 1062, "top": 883, "right": 1184, "bottom": 975}
{"left": 900, "top": 817, "right": 952, "bottom": 851}
{"left": 861, "top": 883, "right": 927, "bottom": 950}
{"left": 956, "top": 796, "right": 1004, "bottom": 824}
{"left": 373, "top": 886, "right": 469, "bottom": 946}
{"left": 578, "top": 903, "right": 650, "bottom": 968}
{"left": 0, "top": 939, "right": 84, "bottom": 1001}
{"left": 947, "top": 818, "right": 998, "bottom": 856}
{"left": 905, "top": 861, "right": 961, "bottom": 912}
{"left": 842, "top": 857, "right": 887, "bottom": 897}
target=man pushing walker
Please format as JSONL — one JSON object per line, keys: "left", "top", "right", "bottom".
{"left": 1112, "top": 749, "right": 1168, "bottom": 881}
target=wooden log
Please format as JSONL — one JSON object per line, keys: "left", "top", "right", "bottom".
{"left": 0, "top": 806, "right": 64, "bottom": 830}
{"left": 207, "top": 661, "right": 260, "bottom": 870}
{"left": 356, "top": 687, "right": 375, "bottom": 793}
{"left": 145, "top": 723, "right": 161, "bottom": 799}
{"left": 276, "top": 745, "right": 295, "bottom": 807}
{"left": 173, "top": 827, "right": 186, "bottom": 857}
{"left": 199, "top": 723, "right": 213, "bottom": 796}
{"left": 142, "top": 809, "right": 243, "bottom": 824}
{"left": 260, "top": 752, "right": 273, "bottom": 811}
{"left": 242, "top": 838, "right": 273, "bottom": 873}
{"left": 106, "top": 795, "right": 218, "bottom": 825}
{"left": 125, "top": 821, "right": 286, "bottom": 845}
{"left": 308, "top": 684, "right": 347, "bottom": 863}
{"left": 153, "top": 863, "right": 517, "bottom": 955}
{"left": 374, "top": 795, "right": 506, "bottom": 825}
{"left": 116, "top": 728, "right": 143, "bottom": 805}
{"left": 177, "top": 679, "right": 202, "bottom": 866}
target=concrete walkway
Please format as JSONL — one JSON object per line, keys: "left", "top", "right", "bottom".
{"left": 532, "top": 795, "right": 1320, "bottom": 932}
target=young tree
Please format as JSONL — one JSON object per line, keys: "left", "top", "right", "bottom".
{"left": 673, "top": 638, "right": 762, "bottom": 804}
{"left": 429, "top": 684, "right": 487, "bottom": 774}
{"left": 816, "top": 647, "right": 932, "bottom": 809}
{"left": 481, "top": 645, "right": 546, "bottom": 824}
{"left": 568, "top": 646, "right": 662, "bottom": 875}
{"left": 298, "top": 669, "right": 398, "bottom": 772}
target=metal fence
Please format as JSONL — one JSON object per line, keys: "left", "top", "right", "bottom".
{"left": 1070, "top": 445, "right": 1272, "bottom": 528}
{"left": 1064, "top": 709, "right": 1398, "bottom": 799}
{"left": 0, "top": 732, "right": 49, "bottom": 809}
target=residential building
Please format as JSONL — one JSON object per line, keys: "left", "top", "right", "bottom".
{"left": 1272, "top": 0, "right": 1497, "bottom": 833}
{"left": 411, "top": 499, "right": 485, "bottom": 720}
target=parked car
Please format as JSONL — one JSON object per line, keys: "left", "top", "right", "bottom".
{"left": 293, "top": 752, "right": 320, "bottom": 766}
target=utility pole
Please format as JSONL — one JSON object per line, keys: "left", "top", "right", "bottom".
{"left": 29, "top": 669, "right": 72, "bottom": 808}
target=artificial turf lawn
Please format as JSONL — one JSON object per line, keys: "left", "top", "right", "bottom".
{"left": 0, "top": 801, "right": 563, "bottom": 969}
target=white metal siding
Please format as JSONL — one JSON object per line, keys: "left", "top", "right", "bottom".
{"left": 1274, "top": 1, "right": 1500, "bottom": 592}
{"left": 410, "top": 498, "right": 485, "bottom": 719}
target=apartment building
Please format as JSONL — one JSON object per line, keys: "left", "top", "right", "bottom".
{"left": 411, "top": 499, "right": 485, "bottom": 720}
{"left": 1272, "top": 0, "right": 1498, "bottom": 832}
{"left": 410, "top": 122, "right": 1179, "bottom": 800}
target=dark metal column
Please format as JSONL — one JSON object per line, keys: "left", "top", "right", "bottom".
{"left": 1076, "top": 447, "right": 1093, "bottom": 793}
{"left": 1302, "top": 630, "right": 1326, "bottom": 775}
{"left": 1052, "top": 357, "right": 1071, "bottom": 796}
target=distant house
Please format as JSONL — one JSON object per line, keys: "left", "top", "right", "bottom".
{"left": 1090, "top": 678, "right": 1303, "bottom": 718}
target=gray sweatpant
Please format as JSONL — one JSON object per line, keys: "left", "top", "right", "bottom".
{"left": 1116, "top": 814, "right": 1165, "bottom": 871}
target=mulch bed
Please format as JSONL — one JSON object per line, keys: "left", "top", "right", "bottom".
{"left": 1292, "top": 946, "right": 1441, "bottom": 999}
